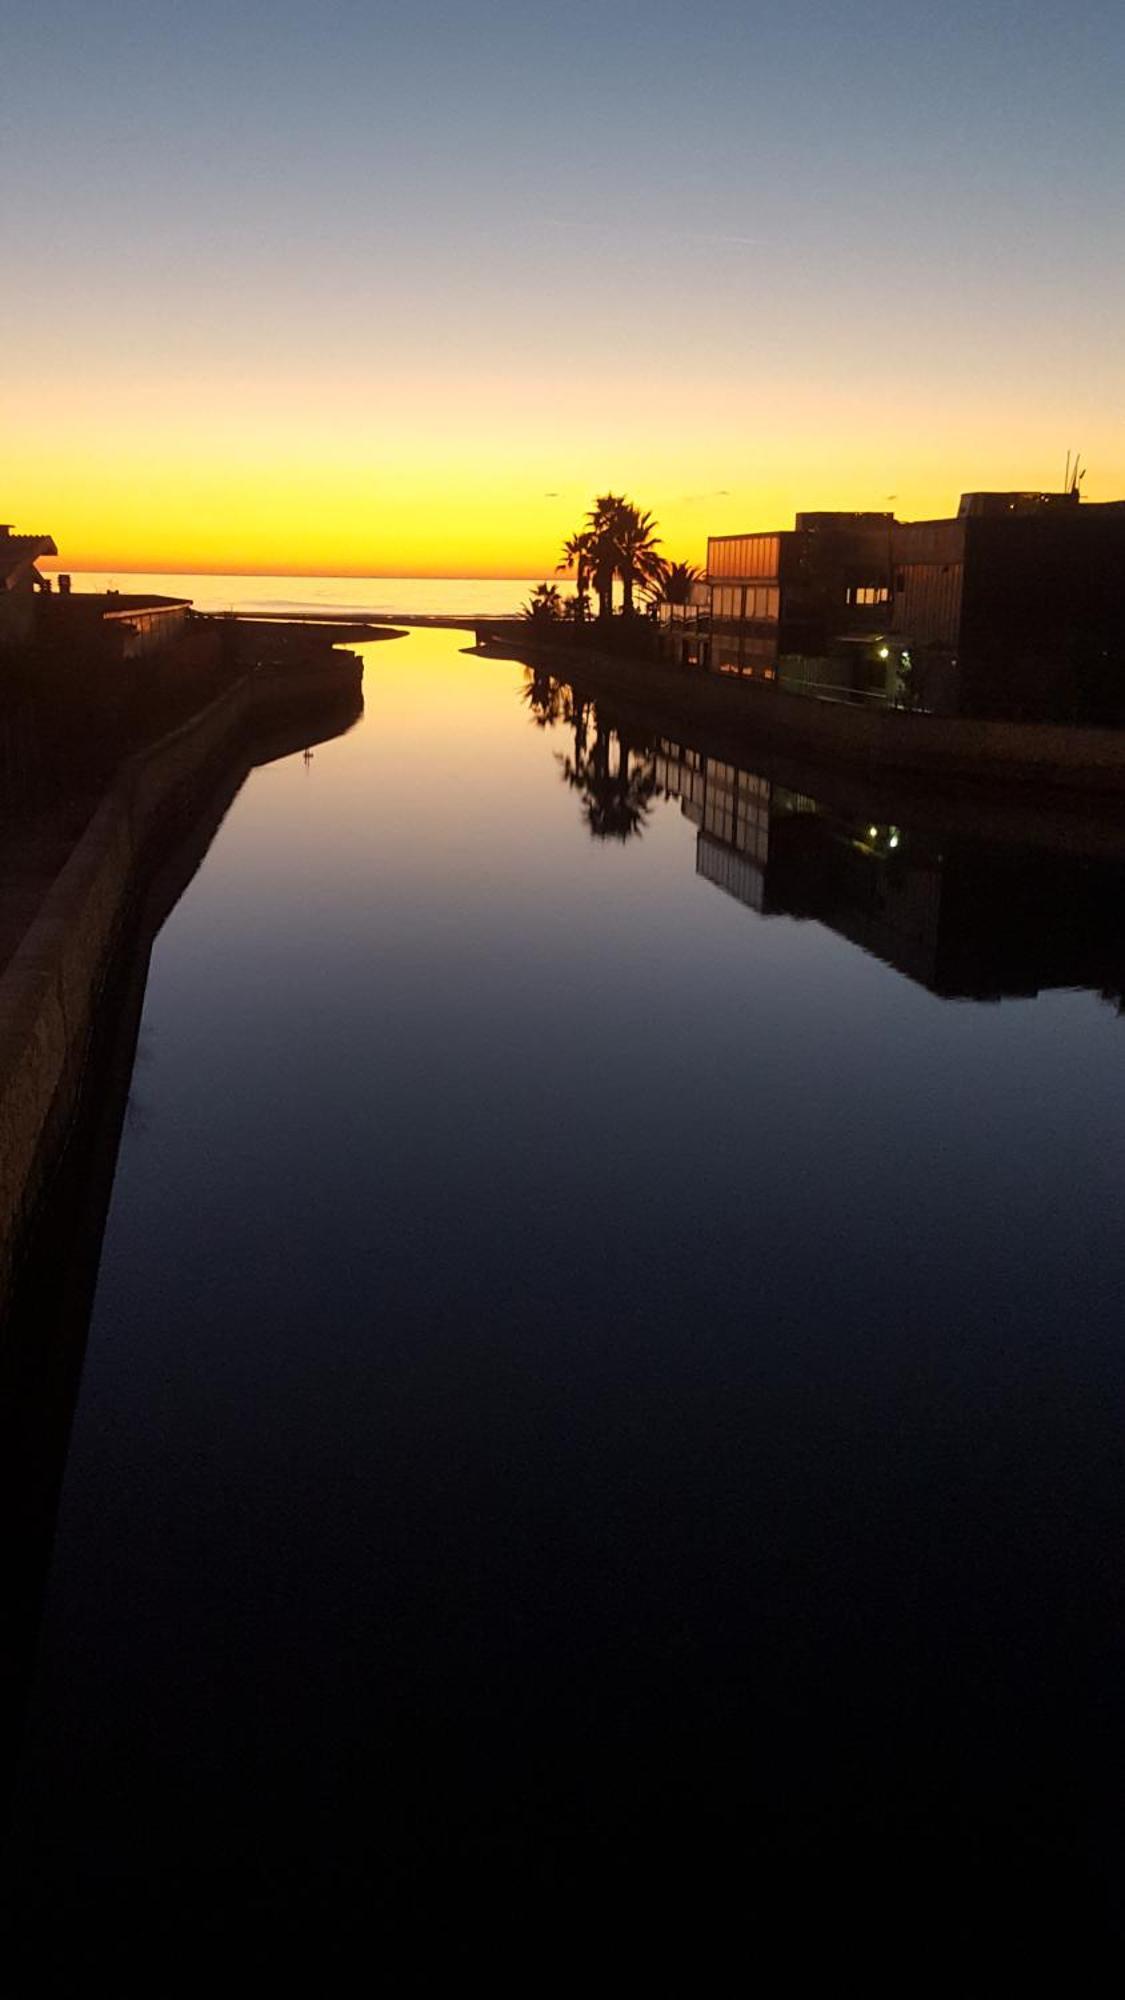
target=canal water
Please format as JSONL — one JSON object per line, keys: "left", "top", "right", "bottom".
{"left": 3, "top": 629, "right": 1124, "bottom": 1966}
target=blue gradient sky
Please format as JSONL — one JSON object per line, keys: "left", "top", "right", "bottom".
{"left": 4, "top": 1, "right": 1123, "bottom": 572}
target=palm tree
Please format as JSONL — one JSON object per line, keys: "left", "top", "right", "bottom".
{"left": 562, "top": 494, "right": 672, "bottom": 628}
{"left": 583, "top": 493, "right": 628, "bottom": 624}
{"left": 523, "top": 582, "right": 564, "bottom": 630}
{"left": 556, "top": 531, "right": 594, "bottom": 624}
{"left": 654, "top": 560, "right": 702, "bottom": 606}
{"left": 614, "top": 506, "right": 665, "bottom": 617}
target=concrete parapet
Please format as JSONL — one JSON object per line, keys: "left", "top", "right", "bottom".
{"left": 0, "top": 652, "right": 362, "bottom": 1299}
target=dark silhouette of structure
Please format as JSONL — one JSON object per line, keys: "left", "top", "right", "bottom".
{"left": 0, "top": 526, "right": 57, "bottom": 651}
{"left": 890, "top": 490, "right": 1125, "bottom": 721}
{"left": 35, "top": 589, "right": 193, "bottom": 662}
{"left": 664, "top": 488, "right": 1125, "bottom": 725}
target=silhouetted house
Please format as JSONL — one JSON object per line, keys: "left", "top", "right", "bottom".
{"left": 36, "top": 589, "right": 193, "bottom": 663}
{"left": 890, "top": 490, "right": 1125, "bottom": 722}
{"left": 0, "top": 526, "right": 57, "bottom": 651}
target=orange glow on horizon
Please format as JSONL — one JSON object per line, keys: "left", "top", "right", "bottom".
{"left": 9, "top": 364, "right": 1124, "bottom": 580}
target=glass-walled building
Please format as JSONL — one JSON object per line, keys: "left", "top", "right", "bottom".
{"left": 704, "top": 513, "right": 896, "bottom": 693}
{"left": 709, "top": 532, "right": 784, "bottom": 678}
{"left": 660, "top": 484, "right": 1125, "bottom": 722}
{"left": 689, "top": 488, "right": 1125, "bottom": 723}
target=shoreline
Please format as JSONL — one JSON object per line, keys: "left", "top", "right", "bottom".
{"left": 474, "top": 631, "right": 1125, "bottom": 798}
{"left": 0, "top": 643, "right": 368, "bottom": 1305}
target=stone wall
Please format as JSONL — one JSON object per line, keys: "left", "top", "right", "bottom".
{"left": 0, "top": 652, "right": 363, "bottom": 1298}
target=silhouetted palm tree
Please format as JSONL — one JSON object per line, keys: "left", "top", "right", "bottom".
{"left": 523, "top": 582, "right": 564, "bottom": 630}
{"left": 654, "top": 560, "right": 702, "bottom": 606}
{"left": 614, "top": 507, "right": 665, "bottom": 617}
{"left": 557, "top": 531, "right": 594, "bottom": 623}
{"left": 572, "top": 495, "right": 668, "bottom": 620}
{"left": 583, "top": 493, "right": 629, "bottom": 623}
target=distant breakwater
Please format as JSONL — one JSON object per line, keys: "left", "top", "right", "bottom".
{"left": 0, "top": 647, "right": 365, "bottom": 1304}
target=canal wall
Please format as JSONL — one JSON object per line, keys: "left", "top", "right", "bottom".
{"left": 481, "top": 632, "right": 1125, "bottom": 793}
{"left": 0, "top": 651, "right": 363, "bottom": 1300}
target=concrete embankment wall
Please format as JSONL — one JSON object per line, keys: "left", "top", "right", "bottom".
{"left": 0, "top": 653, "right": 362, "bottom": 1297}
{"left": 495, "top": 638, "right": 1125, "bottom": 793}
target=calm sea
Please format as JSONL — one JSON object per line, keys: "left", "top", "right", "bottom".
{"left": 59, "top": 571, "right": 540, "bottom": 619}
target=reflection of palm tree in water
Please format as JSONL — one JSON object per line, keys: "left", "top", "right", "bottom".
{"left": 563, "top": 685, "right": 590, "bottom": 770}
{"left": 521, "top": 667, "right": 590, "bottom": 765}
{"left": 520, "top": 669, "right": 655, "bottom": 841}
{"left": 520, "top": 663, "right": 567, "bottom": 729}
{"left": 561, "top": 718, "right": 657, "bottom": 842}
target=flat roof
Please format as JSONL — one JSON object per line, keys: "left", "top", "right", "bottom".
{"left": 46, "top": 591, "right": 192, "bottom": 617}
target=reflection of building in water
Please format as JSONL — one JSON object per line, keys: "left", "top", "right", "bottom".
{"left": 654, "top": 745, "right": 770, "bottom": 858}
{"left": 654, "top": 734, "right": 1125, "bottom": 1006}
{"left": 654, "top": 739, "right": 803, "bottom": 920}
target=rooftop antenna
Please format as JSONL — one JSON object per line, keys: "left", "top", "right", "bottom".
{"left": 1064, "top": 449, "right": 1071, "bottom": 493}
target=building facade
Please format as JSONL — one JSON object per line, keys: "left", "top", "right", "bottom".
{"left": 889, "top": 491, "right": 1125, "bottom": 722}
{"left": 674, "top": 487, "right": 1125, "bottom": 725}
{"left": 706, "top": 512, "right": 895, "bottom": 693}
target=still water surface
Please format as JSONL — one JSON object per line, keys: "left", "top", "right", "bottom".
{"left": 5, "top": 629, "right": 1125, "bottom": 1956}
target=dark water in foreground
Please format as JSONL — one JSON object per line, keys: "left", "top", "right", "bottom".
{"left": 3, "top": 631, "right": 1124, "bottom": 1970}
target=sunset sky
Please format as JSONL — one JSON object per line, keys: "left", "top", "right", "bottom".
{"left": 5, "top": 0, "right": 1124, "bottom": 576}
